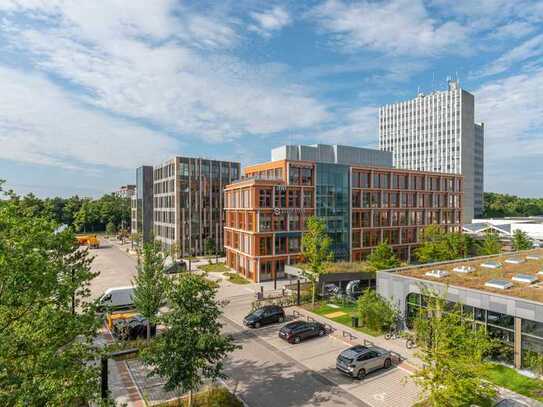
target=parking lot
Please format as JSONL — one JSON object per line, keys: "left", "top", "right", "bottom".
{"left": 88, "top": 240, "right": 421, "bottom": 407}
{"left": 220, "top": 293, "right": 421, "bottom": 407}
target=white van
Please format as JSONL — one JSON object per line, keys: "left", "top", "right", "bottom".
{"left": 97, "top": 286, "right": 135, "bottom": 312}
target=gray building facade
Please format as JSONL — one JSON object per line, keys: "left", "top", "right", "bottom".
{"left": 153, "top": 157, "right": 240, "bottom": 257}
{"left": 132, "top": 165, "right": 154, "bottom": 243}
{"left": 379, "top": 80, "right": 485, "bottom": 222}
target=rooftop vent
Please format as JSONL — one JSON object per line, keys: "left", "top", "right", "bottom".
{"left": 485, "top": 279, "right": 513, "bottom": 290}
{"left": 527, "top": 255, "right": 542, "bottom": 261}
{"left": 481, "top": 261, "right": 502, "bottom": 270}
{"left": 453, "top": 265, "right": 475, "bottom": 274}
{"left": 512, "top": 274, "right": 538, "bottom": 284}
{"left": 425, "top": 269, "right": 449, "bottom": 279}
{"left": 505, "top": 257, "right": 526, "bottom": 265}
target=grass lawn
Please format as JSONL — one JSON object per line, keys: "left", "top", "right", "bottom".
{"left": 306, "top": 303, "right": 382, "bottom": 337}
{"left": 483, "top": 363, "right": 543, "bottom": 401}
{"left": 199, "top": 263, "right": 230, "bottom": 273}
{"left": 223, "top": 272, "right": 250, "bottom": 285}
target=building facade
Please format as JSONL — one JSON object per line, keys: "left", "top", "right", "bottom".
{"left": 153, "top": 157, "right": 240, "bottom": 256}
{"left": 377, "top": 249, "right": 543, "bottom": 369}
{"left": 115, "top": 184, "right": 136, "bottom": 199}
{"left": 379, "top": 79, "right": 484, "bottom": 222}
{"left": 132, "top": 166, "right": 153, "bottom": 243}
{"left": 224, "top": 144, "right": 463, "bottom": 282}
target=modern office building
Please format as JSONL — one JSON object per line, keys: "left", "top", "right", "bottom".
{"left": 379, "top": 79, "right": 484, "bottom": 223}
{"left": 132, "top": 166, "right": 154, "bottom": 242}
{"left": 377, "top": 249, "right": 543, "bottom": 369}
{"left": 224, "top": 144, "right": 463, "bottom": 282}
{"left": 152, "top": 157, "right": 240, "bottom": 256}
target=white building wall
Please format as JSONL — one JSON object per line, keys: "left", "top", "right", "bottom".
{"left": 379, "top": 80, "right": 483, "bottom": 223}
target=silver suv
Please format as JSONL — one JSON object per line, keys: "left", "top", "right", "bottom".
{"left": 336, "top": 345, "right": 392, "bottom": 379}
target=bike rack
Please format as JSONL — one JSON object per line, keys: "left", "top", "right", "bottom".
{"left": 292, "top": 310, "right": 301, "bottom": 319}
{"left": 342, "top": 331, "right": 357, "bottom": 341}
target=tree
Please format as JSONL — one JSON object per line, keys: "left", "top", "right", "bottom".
{"left": 412, "top": 289, "right": 496, "bottom": 406}
{"left": 205, "top": 238, "right": 216, "bottom": 263}
{"left": 478, "top": 230, "right": 502, "bottom": 256}
{"left": 512, "top": 229, "right": 532, "bottom": 251}
{"left": 356, "top": 289, "right": 398, "bottom": 333}
{"left": 142, "top": 274, "right": 238, "bottom": 406}
{"left": 301, "top": 216, "right": 333, "bottom": 308}
{"left": 415, "top": 225, "right": 475, "bottom": 264}
{"left": 0, "top": 182, "right": 103, "bottom": 405}
{"left": 133, "top": 241, "right": 168, "bottom": 342}
{"left": 105, "top": 221, "right": 117, "bottom": 236}
{"left": 130, "top": 232, "right": 141, "bottom": 250}
{"left": 367, "top": 241, "right": 401, "bottom": 270}
{"left": 483, "top": 192, "right": 543, "bottom": 218}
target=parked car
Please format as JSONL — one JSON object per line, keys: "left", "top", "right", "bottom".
{"left": 97, "top": 286, "right": 135, "bottom": 312}
{"left": 336, "top": 345, "right": 392, "bottom": 379}
{"left": 112, "top": 315, "right": 156, "bottom": 340}
{"left": 278, "top": 320, "right": 327, "bottom": 344}
{"left": 243, "top": 305, "right": 285, "bottom": 328}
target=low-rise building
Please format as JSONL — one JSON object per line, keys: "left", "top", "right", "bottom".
{"left": 377, "top": 249, "right": 543, "bottom": 369}
{"left": 224, "top": 144, "right": 464, "bottom": 282}
{"left": 115, "top": 184, "right": 136, "bottom": 199}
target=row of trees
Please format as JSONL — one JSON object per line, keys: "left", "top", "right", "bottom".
{"left": 1, "top": 180, "right": 238, "bottom": 406}
{"left": 2, "top": 189, "right": 131, "bottom": 233}
{"left": 484, "top": 192, "right": 543, "bottom": 218}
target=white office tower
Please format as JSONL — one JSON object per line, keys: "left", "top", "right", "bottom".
{"left": 379, "top": 79, "right": 484, "bottom": 223}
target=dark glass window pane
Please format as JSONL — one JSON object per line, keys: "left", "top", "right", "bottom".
{"left": 474, "top": 308, "right": 486, "bottom": 322}
{"left": 462, "top": 305, "right": 474, "bottom": 320}
{"left": 522, "top": 319, "right": 543, "bottom": 338}
{"left": 487, "top": 310, "right": 514, "bottom": 330}
{"left": 406, "top": 293, "right": 420, "bottom": 305}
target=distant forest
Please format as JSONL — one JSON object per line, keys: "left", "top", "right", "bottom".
{"left": 483, "top": 192, "right": 543, "bottom": 218}
{"left": 1, "top": 184, "right": 130, "bottom": 233}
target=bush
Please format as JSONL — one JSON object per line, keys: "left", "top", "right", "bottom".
{"left": 356, "top": 290, "right": 398, "bottom": 333}
{"left": 193, "top": 386, "right": 243, "bottom": 407}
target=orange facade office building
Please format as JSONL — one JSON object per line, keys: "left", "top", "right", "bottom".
{"left": 224, "top": 145, "right": 463, "bottom": 283}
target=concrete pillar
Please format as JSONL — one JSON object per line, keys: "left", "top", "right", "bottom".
{"left": 514, "top": 317, "right": 522, "bottom": 369}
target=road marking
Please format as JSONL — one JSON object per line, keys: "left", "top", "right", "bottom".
{"left": 373, "top": 392, "right": 386, "bottom": 401}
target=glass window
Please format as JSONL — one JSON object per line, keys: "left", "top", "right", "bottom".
{"left": 487, "top": 311, "right": 514, "bottom": 330}
{"left": 462, "top": 305, "right": 474, "bottom": 320}
{"left": 474, "top": 308, "right": 486, "bottom": 322}
{"left": 303, "top": 190, "right": 313, "bottom": 208}
{"left": 522, "top": 319, "right": 543, "bottom": 338}
{"left": 407, "top": 293, "right": 420, "bottom": 305}
{"left": 274, "top": 188, "right": 286, "bottom": 207}
{"left": 289, "top": 166, "right": 300, "bottom": 184}
{"left": 259, "top": 189, "right": 272, "bottom": 207}
{"left": 288, "top": 190, "right": 301, "bottom": 207}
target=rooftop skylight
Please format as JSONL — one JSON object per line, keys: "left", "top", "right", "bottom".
{"left": 453, "top": 265, "right": 475, "bottom": 274}
{"left": 425, "top": 269, "right": 449, "bottom": 279}
{"left": 485, "top": 279, "right": 513, "bottom": 290}
{"left": 505, "top": 257, "right": 526, "bottom": 265}
{"left": 481, "top": 261, "right": 502, "bottom": 269}
{"left": 512, "top": 274, "right": 538, "bottom": 284}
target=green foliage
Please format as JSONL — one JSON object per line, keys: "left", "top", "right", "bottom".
{"left": 415, "top": 225, "right": 475, "bottom": 264}
{"left": 367, "top": 241, "right": 400, "bottom": 270}
{"left": 205, "top": 238, "right": 216, "bottom": 257}
{"left": 356, "top": 290, "right": 398, "bottom": 333}
{"left": 106, "top": 221, "right": 117, "bottom": 236}
{"left": 483, "top": 192, "right": 543, "bottom": 218}
{"left": 477, "top": 230, "right": 502, "bottom": 255}
{"left": 223, "top": 272, "right": 250, "bottom": 284}
{"left": 301, "top": 216, "right": 333, "bottom": 308}
{"left": 412, "top": 289, "right": 496, "bottom": 407}
{"left": 483, "top": 363, "right": 543, "bottom": 401}
{"left": 524, "top": 351, "right": 543, "bottom": 378}
{"left": 512, "top": 229, "right": 533, "bottom": 251}
{"left": 2, "top": 189, "right": 131, "bottom": 233}
{"left": 133, "top": 241, "right": 168, "bottom": 341}
{"left": 0, "top": 187, "right": 103, "bottom": 405}
{"left": 142, "top": 274, "right": 238, "bottom": 395}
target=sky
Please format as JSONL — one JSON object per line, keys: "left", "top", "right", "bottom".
{"left": 0, "top": 0, "right": 542, "bottom": 198}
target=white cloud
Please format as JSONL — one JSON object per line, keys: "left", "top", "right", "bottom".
{"left": 478, "top": 34, "right": 543, "bottom": 77}
{"left": 249, "top": 6, "right": 291, "bottom": 38}
{"left": 476, "top": 68, "right": 543, "bottom": 163}
{"left": 315, "top": 106, "right": 379, "bottom": 146}
{"left": 0, "top": 0, "right": 328, "bottom": 146}
{"left": 488, "top": 21, "right": 537, "bottom": 40}
{"left": 310, "top": 0, "right": 469, "bottom": 56}
{"left": 0, "top": 66, "right": 181, "bottom": 170}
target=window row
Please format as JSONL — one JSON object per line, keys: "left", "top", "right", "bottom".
{"left": 352, "top": 191, "right": 461, "bottom": 209}
{"left": 259, "top": 188, "right": 313, "bottom": 208}
{"left": 352, "top": 209, "right": 461, "bottom": 228}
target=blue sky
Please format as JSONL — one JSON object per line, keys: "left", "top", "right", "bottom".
{"left": 0, "top": 0, "right": 542, "bottom": 198}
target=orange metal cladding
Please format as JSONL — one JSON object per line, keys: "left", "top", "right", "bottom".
{"left": 224, "top": 159, "right": 463, "bottom": 283}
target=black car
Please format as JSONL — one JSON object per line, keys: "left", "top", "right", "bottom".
{"left": 112, "top": 316, "right": 156, "bottom": 340}
{"left": 278, "top": 320, "right": 327, "bottom": 344}
{"left": 243, "top": 305, "right": 285, "bottom": 328}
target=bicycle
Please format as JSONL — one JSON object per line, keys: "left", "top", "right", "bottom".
{"left": 405, "top": 335, "right": 417, "bottom": 349}
{"left": 384, "top": 329, "right": 402, "bottom": 340}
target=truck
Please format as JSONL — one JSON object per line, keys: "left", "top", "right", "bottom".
{"left": 97, "top": 286, "right": 135, "bottom": 313}
{"left": 75, "top": 234, "right": 100, "bottom": 248}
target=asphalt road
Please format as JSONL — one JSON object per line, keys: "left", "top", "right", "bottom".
{"left": 222, "top": 316, "right": 371, "bottom": 407}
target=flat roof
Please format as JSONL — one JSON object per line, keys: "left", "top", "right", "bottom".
{"left": 393, "top": 248, "right": 543, "bottom": 302}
